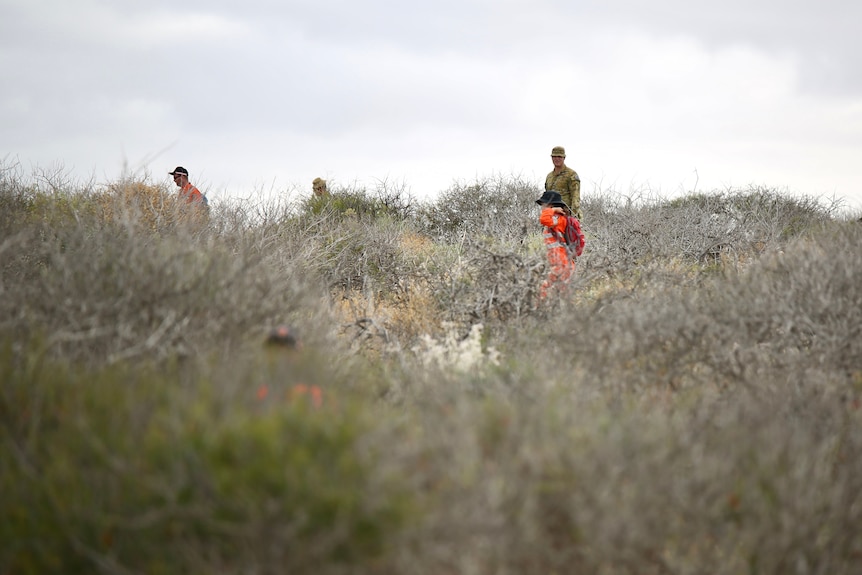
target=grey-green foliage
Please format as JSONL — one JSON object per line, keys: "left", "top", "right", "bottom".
{"left": 495, "top": 217, "right": 861, "bottom": 406}
{"left": 0, "top": 189, "right": 327, "bottom": 367}
{"left": 405, "top": 175, "right": 547, "bottom": 327}
{"left": 301, "top": 179, "right": 416, "bottom": 221}
{"left": 381, "top": 388, "right": 862, "bottom": 575}
{"left": 582, "top": 186, "right": 838, "bottom": 273}
{"left": 414, "top": 174, "right": 539, "bottom": 243}
{"left": 4, "top": 164, "right": 862, "bottom": 575}
{"left": 427, "top": 239, "right": 545, "bottom": 326}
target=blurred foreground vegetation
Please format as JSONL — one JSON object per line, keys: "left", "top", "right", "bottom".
{"left": 2, "top": 161, "right": 862, "bottom": 574}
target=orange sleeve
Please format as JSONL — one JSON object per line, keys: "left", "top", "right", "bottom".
{"left": 539, "top": 208, "right": 566, "bottom": 233}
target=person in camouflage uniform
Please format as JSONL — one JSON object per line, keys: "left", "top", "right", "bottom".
{"left": 312, "top": 177, "right": 329, "bottom": 197}
{"left": 544, "top": 146, "right": 581, "bottom": 220}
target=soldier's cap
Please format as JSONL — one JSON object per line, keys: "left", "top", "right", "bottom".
{"left": 169, "top": 166, "right": 189, "bottom": 176}
{"left": 536, "top": 190, "right": 568, "bottom": 208}
{"left": 550, "top": 146, "right": 566, "bottom": 158}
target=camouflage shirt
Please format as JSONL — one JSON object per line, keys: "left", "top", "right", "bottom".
{"left": 545, "top": 166, "right": 581, "bottom": 220}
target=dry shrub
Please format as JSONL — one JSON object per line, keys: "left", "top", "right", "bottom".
{"left": 581, "top": 186, "right": 838, "bottom": 279}
{"left": 0, "top": 178, "right": 331, "bottom": 367}
{"left": 372, "top": 385, "right": 862, "bottom": 575}
{"left": 704, "top": 221, "right": 862, "bottom": 386}
{"left": 334, "top": 283, "right": 444, "bottom": 356}
{"left": 303, "top": 215, "right": 409, "bottom": 293}
{"left": 385, "top": 284, "right": 443, "bottom": 342}
{"left": 299, "top": 178, "right": 415, "bottom": 222}
{"left": 538, "top": 219, "right": 862, "bottom": 397}
{"left": 407, "top": 237, "right": 545, "bottom": 335}
{"left": 94, "top": 179, "right": 210, "bottom": 233}
{"left": 5, "top": 167, "right": 862, "bottom": 575}
{"left": 398, "top": 229, "right": 435, "bottom": 258}
{"left": 414, "top": 174, "right": 538, "bottom": 243}
{"left": 319, "top": 225, "right": 454, "bottom": 352}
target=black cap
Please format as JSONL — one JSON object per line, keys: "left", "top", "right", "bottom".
{"left": 169, "top": 166, "right": 189, "bottom": 176}
{"left": 266, "top": 325, "right": 301, "bottom": 349}
{"left": 536, "top": 190, "right": 567, "bottom": 208}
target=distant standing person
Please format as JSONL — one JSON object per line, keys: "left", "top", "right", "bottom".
{"left": 169, "top": 166, "right": 206, "bottom": 206}
{"left": 536, "top": 190, "right": 576, "bottom": 300}
{"left": 545, "top": 146, "right": 581, "bottom": 220}
{"left": 312, "top": 177, "right": 329, "bottom": 197}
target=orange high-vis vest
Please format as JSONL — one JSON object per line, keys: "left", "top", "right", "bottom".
{"left": 180, "top": 182, "right": 204, "bottom": 204}
{"left": 539, "top": 207, "right": 575, "bottom": 298}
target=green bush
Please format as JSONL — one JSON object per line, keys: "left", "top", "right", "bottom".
{"left": 0, "top": 340, "right": 412, "bottom": 575}
{"left": 299, "top": 180, "right": 413, "bottom": 222}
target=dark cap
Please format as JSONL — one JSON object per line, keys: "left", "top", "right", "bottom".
{"left": 266, "top": 325, "right": 302, "bottom": 349}
{"left": 169, "top": 166, "right": 189, "bottom": 176}
{"left": 536, "top": 190, "right": 568, "bottom": 208}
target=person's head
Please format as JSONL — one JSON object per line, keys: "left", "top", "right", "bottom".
{"left": 536, "top": 190, "right": 568, "bottom": 210}
{"left": 312, "top": 177, "right": 328, "bottom": 196}
{"left": 263, "top": 324, "right": 304, "bottom": 381}
{"left": 169, "top": 166, "right": 189, "bottom": 187}
{"left": 551, "top": 146, "right": 566, "bottom": 168}
{"left": 266, "top": 324, "right": 302, "bottom": 350}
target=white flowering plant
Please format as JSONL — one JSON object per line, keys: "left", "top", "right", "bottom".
{"left": 411, "top": 322, "right": 500, "bottom": 373}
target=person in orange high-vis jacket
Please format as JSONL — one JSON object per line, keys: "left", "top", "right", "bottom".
{"left": 169, "top": 166, "right": 206, "bottom": 205}
{"left": 536, "top": 190, "right": 575, "bottom": 300}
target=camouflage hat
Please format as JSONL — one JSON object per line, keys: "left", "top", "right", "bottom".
{"left": 550, "top": 146, "right": 566, "bottom": 157}
{"left": 312, "top": 177, "right": 328, "bottom": 196}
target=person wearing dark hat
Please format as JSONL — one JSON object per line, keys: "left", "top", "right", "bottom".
{"left": 536, "top": 190, "right": 576, "bottom": 300}
{"left": 260, "top": 325, "right": 323, "bottom": 408}
{"left": 545, "top": 146, "right": 581, "bottom": 220}
{"left": 169, "top": 166, "right": 206, "bottom": 206}
{"left": 266, "top": 325, "right": 303, "bottom": 350}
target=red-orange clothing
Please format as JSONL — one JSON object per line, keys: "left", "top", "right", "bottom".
{"left": 179, "top": 182, "right": 204, "bottom": 205}
{"left": 539, "top": 207, "right": 575, "bottom": 299}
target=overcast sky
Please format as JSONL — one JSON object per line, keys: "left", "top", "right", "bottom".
{"left": 2, "top": 0, "right": 861, "bottom": 210}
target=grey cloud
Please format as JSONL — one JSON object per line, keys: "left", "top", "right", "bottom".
{"left": 579, "top": 0, "right": 862, "bottom": 96}
{"left": 2, "top": 0, "right": 860, "bottom": 208}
